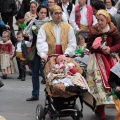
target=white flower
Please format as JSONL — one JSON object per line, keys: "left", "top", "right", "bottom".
{"left": 32, "top": 25, "right": 38, "bottom": 35}
{"left": 32, "top": 25, "right": 37, "bottom": 31}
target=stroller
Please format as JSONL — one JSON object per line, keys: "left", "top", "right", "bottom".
{"left": 36, "top": 91, "right": 82, "bottom": 120}
{"left": 36, "top": 55, "right": 95, "bottom": 120}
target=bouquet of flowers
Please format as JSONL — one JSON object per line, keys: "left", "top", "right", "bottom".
{"left": 92, "top": 35, "right": 116, "bottom": 58}
{"left": 92, "top": 35, "right": 107, "bottom": 49}
{"left": 16, "top": 19, "right": 26, "bottom": 30}
{"left": 32, "top": 25, "right": 38, "bottom": 35}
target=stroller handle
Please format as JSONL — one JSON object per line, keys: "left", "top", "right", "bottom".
{"left": 42, "top": 54, "right": 70, "bottom": 62}
{"left": 48, "top": 54, "right": 70, "bottom": 58}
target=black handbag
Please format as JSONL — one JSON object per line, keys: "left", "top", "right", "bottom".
{"left": 25, "top": 45, "right": 36, "bottom": 64}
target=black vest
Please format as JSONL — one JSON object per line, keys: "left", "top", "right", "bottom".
{"left": 21, "top": 40, "right": 27, "bottom": 58}
{"left": 58, "top": 2, "right": 73, "bottom": 16}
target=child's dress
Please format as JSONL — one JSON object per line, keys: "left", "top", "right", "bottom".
{"left": 0, "top": 40, "right": 16, "bottom": 74}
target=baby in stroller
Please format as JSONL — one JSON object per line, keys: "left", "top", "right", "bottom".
{"left": 36, "top": 55, "right": 96, "bottom": 120}
{"left": 47, "top": 55, "right": 88, "bottom": 94}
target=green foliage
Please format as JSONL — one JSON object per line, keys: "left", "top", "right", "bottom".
{"left": 75, "top": 48, "right": 83, "bottom": 54}
{"left": 18, "top": 23, "right": 26, "bottom": 30}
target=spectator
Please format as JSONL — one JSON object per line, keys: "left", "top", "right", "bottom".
{"left": 25, "top": 5, "right": 50, "bottom": 101}
{"left": 24, "top": 0, "right": 38, "bottom": 25}
{"left": 0, "top": 13, "right": 10, "bottom": 36}
{"left": 91, "top": 0, "right": 117, "bottom": 27}
{"left": 16, "top": 0, "right": 46, "bottom": 21}
{"left": 0, "top": 0, "right": 17, "bottom": 31}
{"left": 114, "top": 1, "right": 120, "bottom": 32}
{"left": 16, "top": 0, "right": 33, "bottom": 20}
{"left": 106, "top": 0, "right": 117, "bottom": 16}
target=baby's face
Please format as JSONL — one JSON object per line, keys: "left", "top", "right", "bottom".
{"left": 59, "top": 59, "right": 66, "bottom": 65}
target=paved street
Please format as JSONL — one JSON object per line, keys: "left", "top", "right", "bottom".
{"left": 0, "top": 68, "right": 116, "bottom": 120}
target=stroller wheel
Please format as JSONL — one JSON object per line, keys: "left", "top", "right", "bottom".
{"left": 53, "top": 116, "right": 60, "bottom": 120}
{"left": 73, "top": 104, "right": 82, "bottom": 120}
{"left": 74, "top": 104, "right": 79, "bottom": 110}
{"left": 72, "top": 115, "right": 81, "bottom": 120}
{"left": 36, "top": 104, "right": 44, "bottom": 120}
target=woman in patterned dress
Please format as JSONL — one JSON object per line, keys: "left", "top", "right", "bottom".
{"left": 87, "top": 10, "right": 120, "bottom": 120}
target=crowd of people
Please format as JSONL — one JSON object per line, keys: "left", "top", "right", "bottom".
{"left": 0, "top": 0, "right": 120, "bottom": 120}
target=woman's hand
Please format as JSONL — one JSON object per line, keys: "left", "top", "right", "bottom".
{"left": 102, "top": 46, "right": 110, "bottom": 54}
{"left": 115, "top": 86, "right": 120, "bottom": 92}
{"left": 6, "top": 24, "right": 10, "bottom": 29}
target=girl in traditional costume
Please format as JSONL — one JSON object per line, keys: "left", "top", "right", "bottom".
{"left": 0, "top": 31, "right": 15, "bottom": 79}
{"left": 87, "top": 10, "right": 120, "bottom": 120}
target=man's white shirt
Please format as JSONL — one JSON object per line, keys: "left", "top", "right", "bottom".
{"left": 37, "top": 23, "right": 76, "bottom": 57}
{"left": 106, "top": 6, "right": 117, "bottom": 16}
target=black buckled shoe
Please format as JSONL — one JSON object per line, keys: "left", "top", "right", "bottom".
{"left": 21, "top": 77, "right": 25, "bottom": 81}
{"left": 17, "top": 76, "right": 22, "bottom": 79}
{"left": 0, "top": 79, "right": 4, "bottom": 88}
{"left": 2, "top": 74, "right": 7, "bottom": 79}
